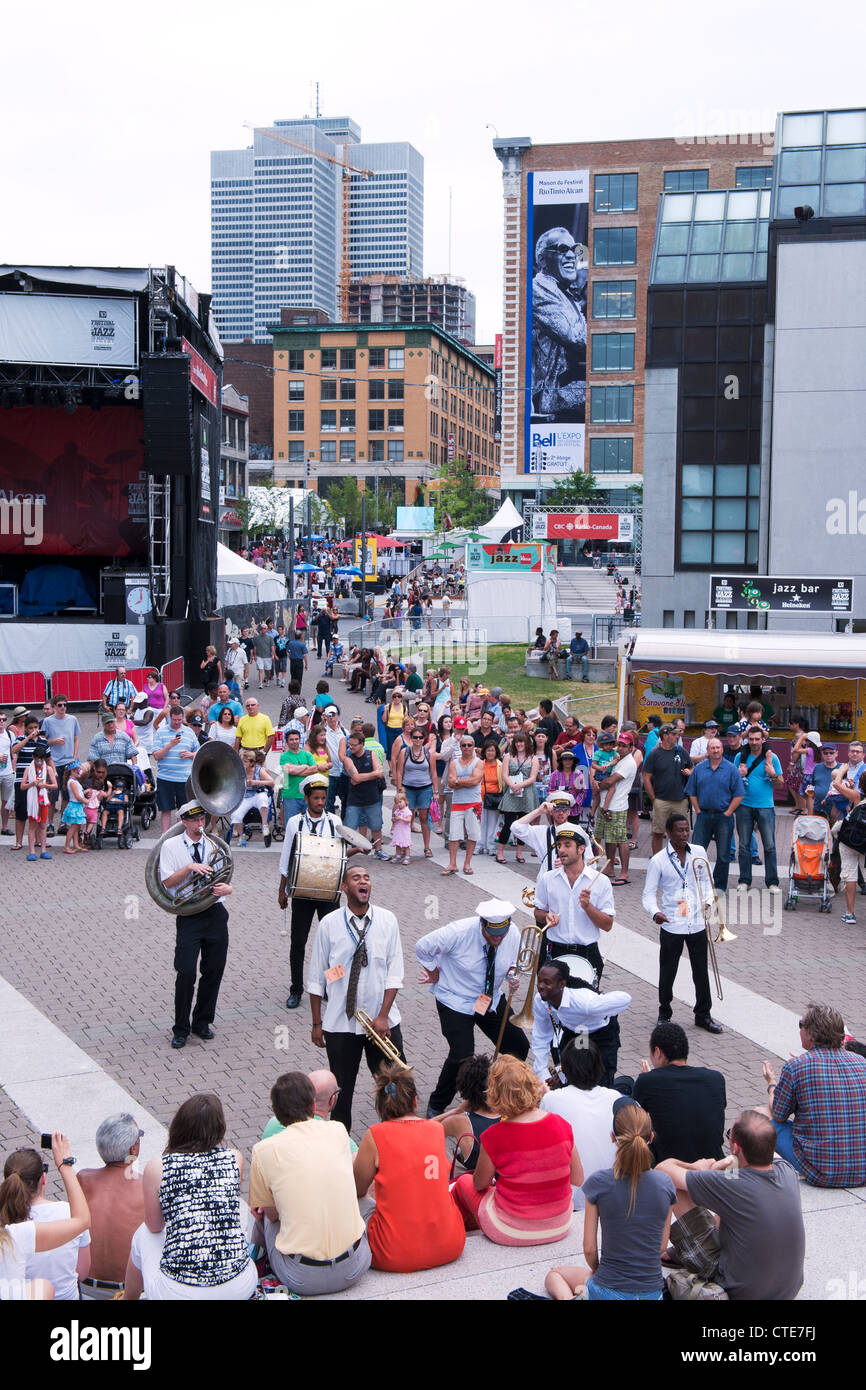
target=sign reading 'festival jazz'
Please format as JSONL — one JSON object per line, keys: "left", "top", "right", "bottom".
{"left": 525, "top": 170, "right": 589, "bottom": 475}
{"left": 0, "top": 293, "right": 137, "bottom": 368}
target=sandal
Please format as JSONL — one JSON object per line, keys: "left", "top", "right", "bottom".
{"left": 424, "top": 848, "right": 433, "bottom": 858}
{"left": 10, "top": 843, "right": 23, "bottom": 851}
{"left": 440, "top": 867, "right": 457, "bottom": 876}
{"left": 463, "top": 866, "right": 474, "bottom": 875}
{"left": 611, "top": 877, "right": 630, "bottom": 886}
{"left": 62, "top": 849, "right": 78, "bottom": 855}
{"left": 515, "top": 854, "right": 525, "bottom": 864}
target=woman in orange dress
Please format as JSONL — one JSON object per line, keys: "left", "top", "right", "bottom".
{"left": 353, "top": 1064, "right": 465, "bottom": 1273}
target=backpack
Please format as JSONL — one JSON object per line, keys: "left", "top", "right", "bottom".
{"left": 838, "top": 802, "right": 866, "bottom": 852}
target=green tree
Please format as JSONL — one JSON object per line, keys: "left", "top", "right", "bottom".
{"left": 322, "top": 477, "right": 362, "bottom": 534}
{"left": 433, "top": 458, "right": 495, "bottom": 529}
{"left": 543, "top": 472, "right": 599, "bottom": 507}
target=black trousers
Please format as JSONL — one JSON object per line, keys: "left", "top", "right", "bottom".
{"left": 289, "top": 659, "right": 305, "bottom": 688}
{"left": 658, "top": 927, "right": 712, "bottom": 1020}
{"left": 173, "top": 902, "right": 229, "bottom": 1037}
{"left": 290, "top": 896, "right": 331, "bottom": 994}
{"left": 555, "top": 1017, "right": 621, "bottom": 1088}
{"left": 546, "top": 937, "right": 605, "bottom": 983}
{"left": 324, "top": 1024, "right": 406, "bottom": 1133}
{"left": 429, "top": 998, "right": 529, "bottom": 1113}
{"left": 316, "top": 629, "right": 331, "bottom": 658}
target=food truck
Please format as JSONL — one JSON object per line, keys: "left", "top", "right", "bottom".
{"left": 617, "top": 630, "right": 863, "bottom": 755}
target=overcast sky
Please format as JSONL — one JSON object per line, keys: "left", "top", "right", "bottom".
{"left": 2, "top": 0, "right": 863, "bottom": 342}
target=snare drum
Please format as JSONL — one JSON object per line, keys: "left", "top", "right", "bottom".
{"left": 287, "top": 831, "right": 347, "bottom": 903}
{"left": 556, "top": 954, "right": 599, "bottom": 991}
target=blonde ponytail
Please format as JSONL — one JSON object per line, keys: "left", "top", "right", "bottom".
{"left": 612, "top": 1105, "right": 653, "bottom": 1217}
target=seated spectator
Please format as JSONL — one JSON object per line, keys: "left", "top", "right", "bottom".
{"left": 545, "top": 1100, "right": 675, "bottom": 1301}
{"left": 434, "top": 1054, "right": 500, "bottom": 1174}
{"left": 4, "top": 1147, "right": 90, "bottom": 1299}
{"left": 1, "top": 1133, "right": 90, "bottom": 1301}
{"left": 353, "top": 1064, "right": 465, "bottom": 1273}
{"left": 451, "top": 1055, "right": 579, "bottom": 1246}
{"left": 77, "top": 1113, "right": 146, "bottom": 1300}
{"left": 228, "top": 750, "right": 274, "bottom": 845}
{"left": 657, "top": 1108, "right": 805, "bottom": 1300}
{"left": 632, "top": 1023, "right": 726, "bottom": 1163}
{"left": 250, "top": 1072, "right": 369, "bottom": 1295}
{"left": 124, "top": 1093, "right": 256, "bottom": 1300}
{"left": 261, "top": 1068, "right": 358, "bottom": 1153}
{"left": 540, "top": 1039, "right": 621, "bottom": 1210}
{"left": 763, "top": 1002, "right": 866, "bottom": 1187}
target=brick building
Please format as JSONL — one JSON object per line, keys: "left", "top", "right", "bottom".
{"left": 492, "top": 133, "right": 773, "bottom": 511}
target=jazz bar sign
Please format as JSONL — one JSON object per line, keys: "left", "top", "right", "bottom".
{"left": 710, "top": 575, "right": 854, "bottom": 614}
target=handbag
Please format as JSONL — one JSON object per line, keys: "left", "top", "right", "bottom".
{"left": 429, "top": 795, "right": 441, "bottom": 823}
{"left": 483, "top": 792, "right": 503, "bottom": 810}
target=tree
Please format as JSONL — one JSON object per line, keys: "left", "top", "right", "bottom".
{"left": 432, "top": 458, "right": 495, "bottom": 530}
{"left": 543, "top": 471, "right": 599, "bottom": 507}
{"left": 322, "top": 477, "right": 362, "bottom": 534}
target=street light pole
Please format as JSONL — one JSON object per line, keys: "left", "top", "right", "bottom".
{"left": 359, "top": 492, "right": 367, "bottom": 620}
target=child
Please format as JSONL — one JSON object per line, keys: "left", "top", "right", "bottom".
{"left": 324, "top": 636, "right": 344, "bottom": 677}
{"left": 61, "top": 761, "right": 88, "bottom": 853}
{"left": 390, "top": 790, "right": 413, "bottom": 865}
{"left": 99, "top": 775, "right": 128, "bottom": 843}
{"left": 21, "top": 741, "right": 57, "bottom": 860}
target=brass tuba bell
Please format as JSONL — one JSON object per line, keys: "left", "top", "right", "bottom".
{"left": 145, "top": 742, "right": 246, "bottom": 916}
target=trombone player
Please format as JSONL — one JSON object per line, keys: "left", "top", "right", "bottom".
{"left": 307, "top": 861, "right": 405, "bottom": 1133}
{"left": 641, "top": 812, "right": 723, "bottom": 1035}
{"left": 160, "top": 800, "right": 234, "bottom": 1051}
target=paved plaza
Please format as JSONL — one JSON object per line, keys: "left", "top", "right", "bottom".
{"left": 1, "top": 659, "right": 865, "bottom": 1301}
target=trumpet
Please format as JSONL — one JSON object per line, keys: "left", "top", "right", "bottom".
{"left": 691, "top": 855, "right": 737, "bottom": 1002}
{"left": 354, "top": 1010, "right": 410, "bottom": 1069}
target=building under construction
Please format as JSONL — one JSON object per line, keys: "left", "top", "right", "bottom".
{"left": 347, "top": 274, "right": 476, "bottom": 344}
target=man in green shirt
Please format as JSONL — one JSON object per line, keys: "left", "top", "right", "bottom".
{"left": 262, "top": 1067, "right": 358, "bottom": 1153}
{"left": 280, "top": 728, "right": 316, "bottom": 825}
{"left": 405, "top": 663, "right": 423, "bottom": 694}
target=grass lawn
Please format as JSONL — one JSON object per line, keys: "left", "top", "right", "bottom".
{"left": 444, "top": 644, "right": 619, "bottom": 719}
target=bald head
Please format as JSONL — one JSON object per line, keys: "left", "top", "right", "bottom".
{"left": 307, "top": 1069, "right": 340, "bottom": 1118}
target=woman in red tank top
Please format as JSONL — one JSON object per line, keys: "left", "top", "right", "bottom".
{"left": 353, "top": 1064, "right": 465, "bottom": 1273}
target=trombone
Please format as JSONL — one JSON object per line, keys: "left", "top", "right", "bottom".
{"left": 691, "top": 855, "right": 736, "bottom": 1002}
{"left": 355, "top": 1010, "right": 410, "bottom": 1070}
{"left": 492, "top": 921, "right": 548, "bottom": 1057}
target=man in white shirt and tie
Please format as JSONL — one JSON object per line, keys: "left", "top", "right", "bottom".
{"left": 159, "top": 800, "right": 233, "bottom": 1050}
{"left": 641, "top": 811, "right": 723, "bottom": 1035}
{"left": 416, "top": 899, "right": 528, "bottom": 1117}
{"left": 308, "top": 862, "right": 405, "bottom": 1133}
{"left": 533, "top": 825, "right": 614, "bottom": 981}
{"left": 532, "top": 959, "right": 632, "bottom": 1089}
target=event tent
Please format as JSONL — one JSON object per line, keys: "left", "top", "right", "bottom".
{"left": 216, "top": 543, "right": 287, "bottom": 609}
{"left": 477, "top": 497, "right": 525, "bottom": 543}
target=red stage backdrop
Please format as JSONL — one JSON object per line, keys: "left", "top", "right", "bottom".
{"left": 0, "top": 406, "right": 148, "bottom": 556}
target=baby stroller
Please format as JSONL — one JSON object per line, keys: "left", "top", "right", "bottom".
{"left": 131, "top": 763, "right": 157, "bottom": 833}
{"left": 784, "top": 814, "right": 833, "bottom": 913}
{"left": 94, "top": 764, "right": 139, "bottom": 850}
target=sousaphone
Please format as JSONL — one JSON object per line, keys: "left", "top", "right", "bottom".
{"left": 145, "top": 742, "right": 246, "bottom": 916}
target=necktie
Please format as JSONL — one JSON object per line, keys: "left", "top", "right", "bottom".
{"left": 345, "top": 915, "right": 369, "bottom": 1019}
{"left": 484, "top": 943, "right": 496, "bottom": 998}
{"left": 192, "top": 842, "right": 202, "bottom": 863}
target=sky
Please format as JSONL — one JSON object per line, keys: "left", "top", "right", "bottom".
{"left": 2, "top": 0, "right": 864, "bottom": 342}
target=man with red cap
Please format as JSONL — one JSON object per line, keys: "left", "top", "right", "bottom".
{"left": 595, "top": 732, "right": 639, "bottom": 884}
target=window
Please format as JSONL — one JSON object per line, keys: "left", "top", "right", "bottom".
{"left": 388, "top": 348, "right": 404, "bottom": 369}
{"left": 594, "top": 173, "right": 638, "bottom": 213}
{"left": 288, "top": 441, "right": 304, "bottom": 463}
{"left": 368, "top": 347, "right": 385, "bottom": 367}
{"left": 387, "top": 379, "right": 404, "bottom": 400}
{"left": 590, "top": 386, "right": 634, "bottom": 423}
{"left": 591, "top": 333, "right": 635, "bottom": 371}
{"left": 368, "top": 440, "right": 384, "bottom": 461}
{"left": 340, "top": 440, "right": 355, "bottom": 462}
{"left": 287, "top": 350, "right": 305, "bottom": 371}
{"left": 321, "top": 348, "right": 337, "bottom": 370}
{"left": 388, "top": 409, "right": 404, "bottom": 430}
{"left": 288, "top": 410, "right": 304, "bottom": 432}
{"left": 340, "top": 349, "right": 356, "bottom": 370}
{"left": 368, "top": 409, "right": 385, "bottom": 431}
{"left": 589, "top": 438, "right": 634, "bottom": 472}
{"left": 368, "top": 378, "right": 385, "bottom": 400}
{"left": 320, "top": 440, "right": 337, "bottom": 462}
{"left": 594, "top": 227, "right": 637, "bottom": 265}
{"left": 340, "top": 409, "right": 355, "bottom": 431}
{"left": 388, "top": 440, "right": 404, "bottom": 462}
{"left": 339, "top": 379, "right": 356, "bottom": 401}
{"left": 736, "top": 166, "right": 773, "bottom": 188}
{"left": 288, "top": 381, "right": 304, "bottom": 401}
{"left": 664, "top": 170, "right": 709, "bottom": 192}
{"left": 592, "top": 280, "right": 636, "bottom": 319}
{"left": 320, "top": 378, "right": 337, "bottom": 401}
{"left": 321, "top": 410, "right": 336, "bottom": 431}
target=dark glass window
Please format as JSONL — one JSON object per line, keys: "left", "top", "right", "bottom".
{"left": 388, "top": 379, "right": 404, "bottom": 400}
{"left": 590, "top": 386, "right": 634, "bottom": 423}
{"left": 339, "top": 410, "right": 355, "bottom": 430}
{"left": 288, "top": 441, "right": 304, "bottom": 463}
{"left": 663, "top": 170, "right": 709, "bottom": 191}
{"left": 339, "top": 379, "right": 356, "bottom": 401}
{"left": 592, "top": 281, "right": 636, "bottom": 319}
{"left": 735, "top": 166, "right": 772, "bottom": 188}
{"left": 593, "top": 227, "right": 637, "bottom": 265}
{"left": 594, "top": 173, "right": 638, "bottom": 213}
{"left": 388, "top": 409, "right": 404, "bottom": 429}
{"left": 340, "top": 349, "right": 356, "bottom": 370}
{"left": 589, "top": 438, "right": 633, "bottom": 472}
{"left": 368, "top": 440, "right": 384, "bottom": 461}
{"left": 287, "top": 350, "right": 305, "bottom": 371}
{"left": 320, "top": 440, "right": 336, "bottom": 462}
{"left": 368, "top": 347, "right": 385, "bottom": 367}
{"left": 320, "top": 379, "right": 337, "bottom": 401}
{"left": 368, "top": 379, "right": 385, "bottom": 400}
{"left": 591, "top": 333, "right": 635, "bottom": 371}
{"left": 368, "top": 410, "right": 385, "bottom": 431}
{"left": 321, "top": 349, "right": 337, "bottom": 370}
{"left": 287, "top": 410, "right": 304, "bottom": 432}
{"left": 340, "top": 440, "right": 355, "bottom": 462}
{"left": 320, "top": 410, "right": 336, "bottom": 431}
{"left": 288, "top": 381, "right": 304, "bottom": 401}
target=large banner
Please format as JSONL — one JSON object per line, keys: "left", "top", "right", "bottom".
{"left": 0, "top": 406, "right": 148, "bottom": 556}
{"left": 525, "top": 170, "right": 589, "bottom": 475}
{"left": 532, "top": 511, "right": 635, "bottom": 542}
{"left": 0, "top": 294, "right": 137, "bottom": 367}
{"left": 395, "top": 506, "right": 435, "bottom": 531}
{"left": 710, "top": 575, "right": 854, "bottom": 614}
{"left": 466, "top": 542, "right": 556, "bottom": 573}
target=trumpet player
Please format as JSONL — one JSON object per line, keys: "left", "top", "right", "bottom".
{"left": 160, "top": 801, "right": 233, "bottom": 1051}
{"left": 307, "top": 862, "right": 405, "bottom": 1133}
{"left": 641, "top": 813, "right": 723, "bottom": 1035}
{"left": 533, "top": 825, "right": 614, "bottom": 981}
{"left": 416, "top": 899, "right": 528, "bottom": 1117}
{"left": 533, "top": 960, "right": 632, "bottom": 1089}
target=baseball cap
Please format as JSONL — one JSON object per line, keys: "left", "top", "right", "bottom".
{"left": 453, "top": 716, "right": 467, "bottom": 730}
{"left": 703, "top": 718, "right": 719, "bottom": 728}
{"left": 188, "top": 713, "right": 203, "bottom": 727}
{"left": 617, "top": 732, "right": 635, "bottom": 746}
{"left": 131, "top": 692, "right": 149, "bottom": 708}
{"left": 598, "top": 732, "right": 615, "bottom": 745}
{"left": 822, "top": 743, "right": 837, "bottom": 754}
{"left": 293, "top": 707, "right": 309, "bottom": 719}
{"left": 612, "top": 1095, "right": 643, "bottom": 1119}
{"left": 100, "top": 712, "right": 116, "bottom": 725}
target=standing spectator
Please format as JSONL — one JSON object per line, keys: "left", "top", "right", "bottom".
{"left": 279, "top": 728, "right": 316, "bottom": 824}
{"left": 10, "top": 714, "right": 42, "bottom": 851}
{"left": 21, "top": 741, "right": 57, "bottom": 860}
{"left": 101, "top": 666, "right": 137, "bottom": 713}
{"left": 712, "top": 691, "right": 739, "bottom": 732}
{"left": 0, "top": 709, "right": 14, "bottom": 837}
{"left": 434, "top": 713, "right": 459, "bottom": 840}
{"left": 642, "top": 723, "right": 693, "bottom": 856}
{"left": 536, "top": 698, "right": 563, "bottom": 745}
{"left": 687, "top": 717, "right": 720, "bottom": 765}
{"left": 496, "top": 731, "right": 539, "bottom": 866}
{"left": 595, "top": 732, "right": 639, "bottom": 884}
{"left": 76, "top": 1115, "right": 145, "bottom": 1301}
{"left": 224, "top": 638, "right": 246, "bottom": 692}
{"left": 382, "top": 689, "right": 407, "bottom": 757}
{"left": 833, "top": 756, "right": 866, "bottom": 924}
{"left": 441, "top": 735, "right": 484, "bottom": 876}
{"left": 143, "top": 669, "right": 169, "bottom": 714}
{"left": 199, "top": 645, "right": 222, "bottom": 692}
{"left": 252, "top": 624, "right": 274, "bottom": 689}
{"left": 735, "top": 727, "right": 783, "bottom": 893}
{"left": 341, "top": 730, "right": 389, "bottom": 858}
{"left": 271, "top": 625, "right": 290, "bottom": 687}
{"left": 287, "top": 629, "right": 308, "bottom": 690}
{"left": 234, "top": 697, "right": 274, "bottom": 756}
{"left": 239, "top": 626, "right": 256, "bottom": 689}
{"left": 278, "top": 679, "right": 304, "bottom": 728}
{"left": 322, "top": 705, "right": 350, "bottom": 814}
{"left": 207, "top": 683, "right": 242, "bottom": 725}
{"left": 478, "top": 741, "right": 505, "bottom": 857}
{"left": 689, "top": 736, "right": 745, "bottom": 892}
{"left": 763, "top": 1002, "right": 866, "bottom": 1186}
{"left": 40, "top": 695, "right": 80, "bottom": 837}
{"left": 315, "top": 603, "right": 333, "bottom": 659}
{"left": 395, "top": 724, "right": 438, "bottom": 859}
{"left": 152, "top": 707, "right": 199, "bottom": 833}
{"left": 810, "top": 743, "right": 847, "bottom": 825}
{"left": 632, "top": 1022, "right": 726, "bottom": 1161}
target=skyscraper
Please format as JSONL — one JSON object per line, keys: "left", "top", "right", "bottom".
{"left": 211, "top": 118, "right": 423, "bottom": 343}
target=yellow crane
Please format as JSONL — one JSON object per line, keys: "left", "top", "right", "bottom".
{"left": 244, "top": 122, "right": 374, "bottom": 320}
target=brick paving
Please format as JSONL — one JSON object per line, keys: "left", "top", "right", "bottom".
{"left": 2, "top": 655, "right": 864, "bottom": 1201}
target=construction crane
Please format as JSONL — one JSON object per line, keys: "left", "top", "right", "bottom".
{"left": 244, "top": 122, "right": 374, "bottom": 320}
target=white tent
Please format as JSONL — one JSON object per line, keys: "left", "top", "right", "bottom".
{"left": 216, "top": 543, "right": 287, "bottom": 608}
{"left": 478, "top": 496, "right": 525, "bottom": 542}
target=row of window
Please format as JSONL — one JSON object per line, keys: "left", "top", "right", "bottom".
{"left": 283, "top": 441, "right": 407, "bottom": 463}
{"left": 593, "top": 167, "right": 773, "bottom": 212}
{"left": 287, "top": 409, "right": 406, "bottom": 432}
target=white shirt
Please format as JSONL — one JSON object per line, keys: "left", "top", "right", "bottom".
{"left": 308, "top": 905, "right": 404, "bottom": 1034}
{"left": 278, "top": 808, "right": 342, "bottom": 879}
{"left": 324, "top": 723, "right": 348, "bottom": 777}
{"left": 27, "top": 1201, "right": 90, "bottom": 1300}
{"left": 641, "top": 842, "right": 714, "bottom": 936}
{"left": 534, "top": 865, "right": 615, "bottom": 946}
{"left": 511, "top": 819, "right": 561, "bottom": 878}
{"left": 415, "top": 916, "right": 520, "bottom": 1015}
{"left": 132, "top": 714, "right": 155, "bottom": 754}
{"left": 159, "top": 830, "right": 220, "bottom": 899}
{"left": 0, "top": 728, "right": 12, "bottom": 775}
{"left": 540, "top": 1086, "right": 620, "bottom": 1210}
{"left": 688, "top": 735, "right": 713, "bottom": 761}
{"left": 0, "top": 1219, "right": 35, "bottom": 1287}
{"left": 604, "top": 752, "right": 638, "bottom": 812}
{"left": 531, "top": 985, "right": 632, "bottom": 1079}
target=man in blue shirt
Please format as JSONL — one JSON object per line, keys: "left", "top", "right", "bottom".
{"left": 689, "top": 738, "right": 745, "bottom": 891}
{"left": 288, "top": 635, "right": 308, "bottom": 689}
{"left": 735, "top": 727, "right": 783, "bottom": 892}
{"left": 566, "top": 631, "right": 590, "bottom": 682}
{"left": 810, "top": 744, "right": 847, "bottom": 825}
{"left": 206, "top": 682, "right": 243, "bottom": 725}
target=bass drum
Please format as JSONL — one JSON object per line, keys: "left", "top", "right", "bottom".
{"left": 556, "top": 953, "right": 599, "bottom": 991}
{"left": 287, "top": 831, "right": 347, "bottom": 903}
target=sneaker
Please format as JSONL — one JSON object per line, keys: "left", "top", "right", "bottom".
{"left": 841, "top": 912, "right": 857, "bottom": 924}
{"left": 373, "top": 849, "right": 391, "bottom": 861}
{"left": 264, "top": 832, "right": 272, "bottom": 848}
{"left": 768, "top": 885, "right": 781, "bottom": 894}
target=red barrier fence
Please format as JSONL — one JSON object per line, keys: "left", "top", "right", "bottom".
{"left": 0, "top": 672, "right": 48, "bottom": 706}
{"left": 49, "top": 667, "right": 153, "bottom": 705}
{"left": 160, "top": 657, "right": 184, "bottom": 695}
